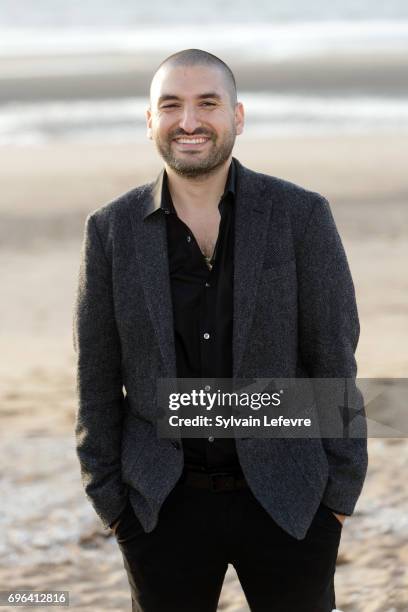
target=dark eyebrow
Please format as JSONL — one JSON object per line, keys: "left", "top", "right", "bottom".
{"left": 157, "top": 94, "right": 180, "bottom": 105}
{"left": 157, "top": 92, "right": 222, "bottom": 105}
{"left": 197, "top": 92, "right": 222, "bottom": 100}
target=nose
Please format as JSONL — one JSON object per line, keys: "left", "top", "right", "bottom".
{"left": 178, "top": 105, "right": 201, "bottom": 133}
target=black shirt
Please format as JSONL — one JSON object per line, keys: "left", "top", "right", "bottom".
{"left": 154, "top": 160, "right": 241, "bottom": 473}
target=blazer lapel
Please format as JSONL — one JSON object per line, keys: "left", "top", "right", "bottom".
{"left": 232, "top": 159, "right": 273, "bottom": 377}
{"left": 130, "top": 172, "right": 178, "bottom": 378}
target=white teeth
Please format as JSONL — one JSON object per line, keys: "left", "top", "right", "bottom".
{"left": 176, "top": 138, "right": 208, "bottom": 144}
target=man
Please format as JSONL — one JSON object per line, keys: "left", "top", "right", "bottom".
{"left": 73, "top": 49, "right": 368, "bottom": 611}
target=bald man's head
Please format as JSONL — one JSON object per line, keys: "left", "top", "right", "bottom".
{"left": 146, "top": 49, "right": 244, "bottom": 177}
{"left": 149, "top": 49, "right": 237, "bottom": 108}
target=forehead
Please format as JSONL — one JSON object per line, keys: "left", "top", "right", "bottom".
{"left": 150, "top": 64, "right": 228, "bottom": 103}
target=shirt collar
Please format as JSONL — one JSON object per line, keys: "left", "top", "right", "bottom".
{"left": 144, "top": 158, "right": 236, "bottom": 219}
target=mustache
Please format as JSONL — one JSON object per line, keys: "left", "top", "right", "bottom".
{"left": 170, "top": 129, "right": 214, "bottom": 139}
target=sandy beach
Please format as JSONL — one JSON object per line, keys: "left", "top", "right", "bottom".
{"left": 1, "top": 133, "right": 407, "bottom": 611}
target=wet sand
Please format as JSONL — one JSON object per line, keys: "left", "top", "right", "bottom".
{"left": 1, "top": 52, "right": 408, "bottom": 102}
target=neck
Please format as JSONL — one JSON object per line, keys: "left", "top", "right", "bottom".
{"left": 165, "top": 156, "right": 232, "bottom": 214}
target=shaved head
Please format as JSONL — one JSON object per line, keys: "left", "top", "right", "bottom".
{"left": 146, "top": 48, "right": 244, "bottom": 178}
{"left": 150, "top": 48, "right": 237, "bottom": 107}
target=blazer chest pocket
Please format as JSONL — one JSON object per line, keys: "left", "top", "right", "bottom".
{"left": 261, "top": 258, "right": 296, "bottom": 281}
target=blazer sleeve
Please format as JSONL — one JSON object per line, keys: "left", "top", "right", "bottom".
{"left": 73, "top": 213, "right": 129, "bottom": 529}
{"left": 296, "top": 195, "right": 368, "bottom": 516}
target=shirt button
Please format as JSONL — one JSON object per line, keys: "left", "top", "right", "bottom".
{"left": 205, "top": 282, "right": 211, "bottom": 288}
{"left": 186, "top": 235, "right": 191, "bottom": 242}
{"left": 203, "top": 332, "right": 210, "bottom": 340}
{"left": 208, "top": 436, "right": 214, "bottom": 443}
{"left": 204, "top": 385, "right": 211, "bottom": 391}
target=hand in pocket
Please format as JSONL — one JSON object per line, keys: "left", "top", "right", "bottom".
{"left": 110, "top": 500, "right": 130, "bottom": 534}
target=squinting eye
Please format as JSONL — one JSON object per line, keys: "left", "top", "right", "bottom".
{"left": 201, "top": 102, "right": 216, "bottom": 106}
{"left": 161, "top": 104, "right": 178, "bottom": 109}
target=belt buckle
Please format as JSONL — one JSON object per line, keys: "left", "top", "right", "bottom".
{"left": 209, "top": 472, "right": 235, "bottom": 492}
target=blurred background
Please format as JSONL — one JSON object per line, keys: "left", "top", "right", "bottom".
{"left": 0, "top": 2, "right": 407, "bottom": 611}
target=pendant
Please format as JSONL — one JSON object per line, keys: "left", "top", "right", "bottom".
{"left": 204, "top": 254, "right": 213, "bottom": 271}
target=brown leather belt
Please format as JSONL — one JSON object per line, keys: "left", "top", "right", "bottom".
{"left": 180, "top": 468, "right": 248, "bottom": 492}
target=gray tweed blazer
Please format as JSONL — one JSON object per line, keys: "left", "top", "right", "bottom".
{"left": 73, "top": 157, "right": 368, "bottom": 540}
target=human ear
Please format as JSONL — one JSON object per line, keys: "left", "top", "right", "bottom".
{"left": 146, "top": 107, "right": 153, "bottom": 140}
{"left": 235, "top": 101, "right": 244, "bottom": 135}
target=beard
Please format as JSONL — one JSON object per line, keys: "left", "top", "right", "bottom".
{"left": 153, "top": 125, "right": 236, "bottom": 178}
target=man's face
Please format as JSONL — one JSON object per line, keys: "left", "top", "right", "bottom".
{"left": 146, "top": 64, "right": 244, "bottom": 177}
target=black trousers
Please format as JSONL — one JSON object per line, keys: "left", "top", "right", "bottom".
{"left": 114, "top": 477, "right": 342, "bottom": 612}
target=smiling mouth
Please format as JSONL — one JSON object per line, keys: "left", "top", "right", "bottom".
{"left": 173, "top": 137, "right": 211, "bottom": 146}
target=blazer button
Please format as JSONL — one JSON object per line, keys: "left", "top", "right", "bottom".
{"left": 171, "top": 441, "right": 181, "bottom": 450}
